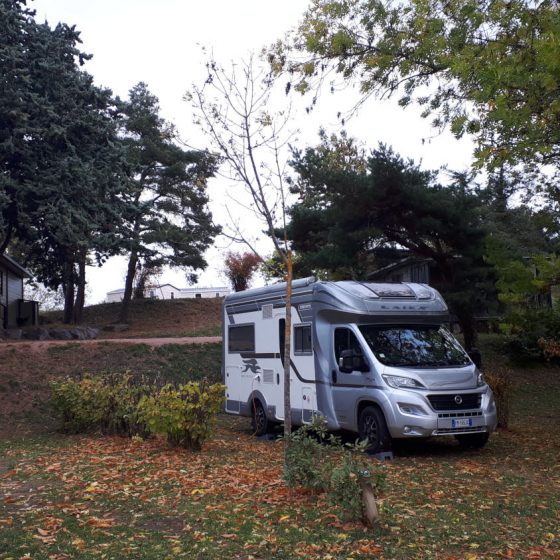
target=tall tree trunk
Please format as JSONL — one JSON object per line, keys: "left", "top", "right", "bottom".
{"left": 119, "top": 249, "right": 138, "bottom": 324}
{"left": 433, "top": 257, "right": 479, "bottom": 350}
{"left": 455, "top": 306, "right": 478, "bottom": 352}
{"left": 62, "top": 260, "right": 75, "bottom": 325}
{"left": 283, "top": 252, "right": 293, "bottom": 451}
{"left": 72, "top": 250, "right": 87, "bottom": 324}
{"left": 0, "top": 222, "right": 13, "bottom": 257}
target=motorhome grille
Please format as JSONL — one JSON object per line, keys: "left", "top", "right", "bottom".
{"left": 438, "top": 411, "right": 483, "bottom": 418}
{"left": 262, "top": 369, "right": 274, "bottom": 384}
{"left": 262, "top": 304, "right": 273, "bottom": 319}
{"left": 427, "top": 394, "right": 481, "bottom": 411}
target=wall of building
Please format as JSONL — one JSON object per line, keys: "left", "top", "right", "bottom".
{"left": 106, "top": 285, "right": 230, "bottom": 303}
{"left": 6, "top": 269, "right": 23, "bottom": 328}
{"left": 0, "top": 266, "right": 6, "bottom": 328}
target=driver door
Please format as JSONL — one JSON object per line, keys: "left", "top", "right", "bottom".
{"left": 331, "top": 327, "right": 371, "bottom": 429}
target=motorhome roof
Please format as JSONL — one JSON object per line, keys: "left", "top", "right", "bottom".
{"left": 225, "top": 278, "right": 442, "bottom": 304}
{"left": 334, "top": 281, "right": 434, "bottom": 300}
{"left": 224, "top": 279, "right": 448, "bottom": 322}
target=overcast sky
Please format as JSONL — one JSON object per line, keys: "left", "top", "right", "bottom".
{"left": 31, "top": 0, "right": 474, "bottom": 304}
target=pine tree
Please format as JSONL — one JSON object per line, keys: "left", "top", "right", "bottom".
{"left": 117, "top": 83, "right": 219, "bottom": 323}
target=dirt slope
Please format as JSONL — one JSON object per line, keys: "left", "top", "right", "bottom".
{"left": 1, "top": 298, "right": 225, "bottom": 434}
{"left": 42, "top": 297, "right": 223, "bottom": 339}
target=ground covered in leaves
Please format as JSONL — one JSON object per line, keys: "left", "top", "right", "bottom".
{"left": 1, "top": 333, "right": 559, "bottom": 558}
{"left": 1, "top": 382, "right": 559, "bottom": 560}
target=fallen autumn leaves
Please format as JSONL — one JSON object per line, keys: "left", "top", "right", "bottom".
{"left": 1, "top": 418, "right": 559, "bottom": 559}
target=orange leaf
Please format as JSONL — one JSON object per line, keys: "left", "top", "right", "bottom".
{"left": 86, "top": 517, "right": 115, "bottom": 528}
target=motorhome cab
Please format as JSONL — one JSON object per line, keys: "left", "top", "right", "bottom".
{"left": 223, "top": 278, "right": 497, "bottom": 452}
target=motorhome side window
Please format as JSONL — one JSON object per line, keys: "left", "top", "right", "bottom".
{"left": 294, "top": 324, "right": 312, "bottom": 354}
{"left": 334, "top": 328, "right": 364, "bottom": 362}
{"left": 228, "top": 324, "right": 255, "bottom": 353}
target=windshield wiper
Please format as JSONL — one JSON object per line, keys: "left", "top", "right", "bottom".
{"left": 393, "top": 360, "right": 468, "bottom": 368}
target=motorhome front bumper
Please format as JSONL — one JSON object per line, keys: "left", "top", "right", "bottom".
{"left": 382, "top": 386, "right": 498, "bottom": 439}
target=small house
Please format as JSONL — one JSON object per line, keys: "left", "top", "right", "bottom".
{"left": 367, "top": 256, "right": 433, "bottom": 284}
{"left": 106, "top": 284, "right": 231, "bottom": 303}
{"left": 0, "top": 254, "right": 39, "bottom": 329}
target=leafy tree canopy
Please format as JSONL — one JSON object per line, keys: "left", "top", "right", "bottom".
{"left": 290, "top": 133, "right": 486, "bottom": 271}
{"left": 271, "top": 0, "right": 560, "bottom": 170}
{"left": 1, "top": 0, "right": 129, "bottom": 322}
{"left": 288, "top": 133, "right": 495, "bottom": 348}
{"left": 223, "top": 251, "right": 262, "bottom": 292}
{"left": 119, "top": 82, "right": 219, "bottom": 274}
{"left": 116, "top": 82, "right": 220, "bottom": 322}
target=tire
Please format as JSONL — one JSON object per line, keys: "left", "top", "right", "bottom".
{"left": 358, "top": 405, "right": 391, "bottom": 454}
{"left": 455, "top": 432, "right": 489, "bottom": 449}
{"left": 251, "top": 399, "right": 269, "bottom": 436}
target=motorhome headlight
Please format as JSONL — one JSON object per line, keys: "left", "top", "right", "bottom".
{"left": 382, "top": 375, "right": 425, "bottom": 389}
{"left": 476, "top": 372, "right": 485, "bottom": 387}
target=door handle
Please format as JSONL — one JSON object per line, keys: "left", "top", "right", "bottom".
{"left": 331, "top": 369, "right": 337, "bottom": 384}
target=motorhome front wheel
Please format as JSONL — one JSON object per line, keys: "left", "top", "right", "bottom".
{"left": 358, "top": 406, "right": 391, "bottom": 454}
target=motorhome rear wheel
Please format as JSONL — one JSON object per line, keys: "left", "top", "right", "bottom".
{"left": 251, "top": 399, "right": 269, "bottom": 436}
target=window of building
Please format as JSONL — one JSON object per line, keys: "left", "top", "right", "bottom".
{"left": 228, "top": 324, "right": 255, "bottom": 352}
{"left": 294, "top": 324, "right": 312, "bottom": 354}
{"left": 170, "top": 292, "right": 174, "bottom": 299}
{"left": 195, "top": 293, "right": 202, "bottom": 299}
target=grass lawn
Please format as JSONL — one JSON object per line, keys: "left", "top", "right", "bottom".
{"left": 42, "top": 298, "right": 222, "bottom": 339}
{"left": 0, "top": 339, "right": 559, "bottom": 559}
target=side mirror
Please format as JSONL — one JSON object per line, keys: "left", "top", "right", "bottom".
{"left": 339, "top": 349, "right": 370, "bottom": 373}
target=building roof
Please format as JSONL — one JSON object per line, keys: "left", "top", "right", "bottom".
{"left": 0, "top": 254, "right": 31, "bottom": 278}
{"left": 107, "top": 284, "right": 230, "bottom": 295}
{"left": 367, "top": 256, "right": 432, "bottom": 280}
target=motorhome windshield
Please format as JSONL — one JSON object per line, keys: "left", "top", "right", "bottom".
{"left": 358, "top": 325, "right": 471, "bottom": 368}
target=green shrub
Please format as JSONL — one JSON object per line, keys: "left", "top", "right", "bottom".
{"left": 484, "top": 367, "right": 512, "bottom": 429}
{"left": 501, "top": 308, "right": 560, "bottom": 363}
{"left": 50, "top": 376, "right": 111, "bottom": 433}
{"left": 284, "top": 420, "right": 331, "bottom": 492}
{"left": 137, "top": 381, "right": 225, "bottom": 450}
{"left": 327, "top": 451, "right": 367, "bottom": 519}
{"left": 284, "top": 418, "right": 386, "bottom": 523}
{"left": 100, "top": 373, "right": 153, "bottom": 436}
{"left": 49, "top": 373, "right": 152, "bottom": 435}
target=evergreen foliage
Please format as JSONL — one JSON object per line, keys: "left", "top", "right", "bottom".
{"left": 0, "top": 0, "right": 129, "bottom": 322}
{"left": 117, "top": 83, "right": 220, "bottom": 323}
{"left": 288, "top": 134, "right": 493, "bottom": 349}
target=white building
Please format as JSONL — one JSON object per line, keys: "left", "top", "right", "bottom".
{"left": 106, "top": 284, "right": 231, "bottom": 303}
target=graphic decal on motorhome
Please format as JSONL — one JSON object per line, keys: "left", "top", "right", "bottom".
{"left": 241, "top": 358, "right": 261, "bottom": 374}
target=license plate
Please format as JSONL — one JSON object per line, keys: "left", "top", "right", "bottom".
{"left": 452, "top": 418, "right": 472, "bottom": 428}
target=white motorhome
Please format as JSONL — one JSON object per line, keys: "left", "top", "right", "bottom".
{"left": 223, "top": 278, "right": 497, "bottom": 451}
